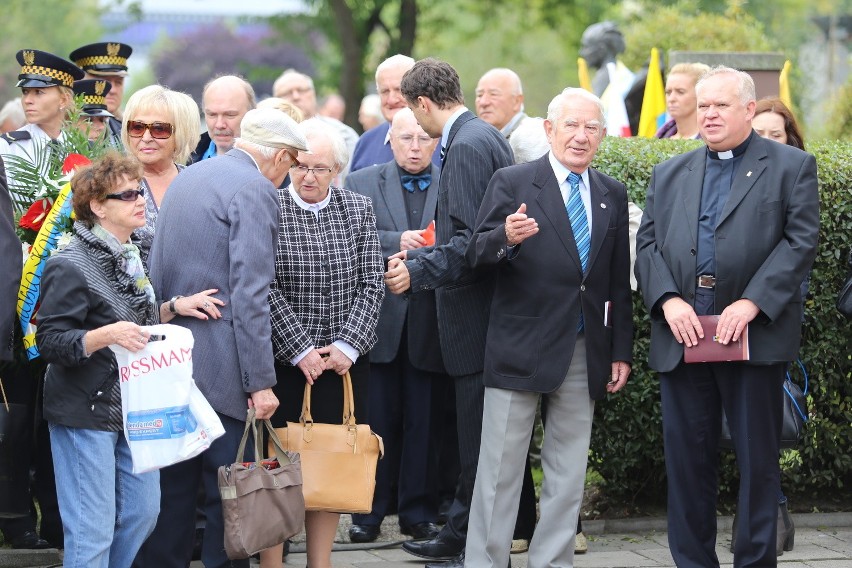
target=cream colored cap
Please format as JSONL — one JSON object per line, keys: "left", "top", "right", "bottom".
{"left": 239, "top": 108, "right": 309, "bottom": 152}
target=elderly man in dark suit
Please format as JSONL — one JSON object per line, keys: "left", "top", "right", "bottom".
{"left": 347, "top": 107, "right": 443, "bottom": 543}
{"left": 636, "top": 66, "right": 819, "bottom": 567}
{"left": 384, "top": 58, "right": 514, "bottom": 568}
{"left": 0, "top": 157, "right": 18, "bottom": 361}
{"left": 136, "top": 109, "right": 307, "bottom": 568}
{"left": 465, "top": 88, "right": 633, "bottom": 568}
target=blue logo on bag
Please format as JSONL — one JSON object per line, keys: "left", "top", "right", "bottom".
{"left": 127, "top": 406, "right": 198, "bottom": 440}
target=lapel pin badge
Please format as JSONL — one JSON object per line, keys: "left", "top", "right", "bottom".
{"left": 747, "top": 171, "right": 752, "bottom": 177}
{"left": 600, "top": 203, "right": 606, "bottom": 208}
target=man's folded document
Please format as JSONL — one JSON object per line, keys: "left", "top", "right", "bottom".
{"left": 684, "top": 315, "right": 750, "bottom": 363}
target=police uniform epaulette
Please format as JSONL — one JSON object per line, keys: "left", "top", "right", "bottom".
{"left": 1, "top": 130, "right": 31, "bottom": 143}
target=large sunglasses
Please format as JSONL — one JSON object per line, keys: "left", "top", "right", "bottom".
{"left": 105, "top": 188, "right": 145, "bottom": 202}
{"left": 127, "top": 120, "right": 174, "bottom": 139}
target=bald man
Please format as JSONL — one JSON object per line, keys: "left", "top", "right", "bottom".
{"left": 346, "top": 108, "right": 445, "bottom": 543}
{"left": 474, "top": 68, "right": 528, "bottom": 139}
{"left": 191, "top": 75, "right": 256, "bottom": 163}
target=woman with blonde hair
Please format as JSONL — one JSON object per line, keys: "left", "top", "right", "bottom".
{"left": 0, "top": 50, "right": 84, "bottom": 196}
{"left": 655, "top": 62, "right": 710, "bottom": 139}
{"left": 121, "top": 84, "right": 200, "bottom": 261}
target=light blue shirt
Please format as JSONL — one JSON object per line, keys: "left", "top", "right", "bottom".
{"left": 440, "top": 107, "right": 469, "bottom": 154}
{"left": 548, "top": 151, "right": 592, "bottom": 233}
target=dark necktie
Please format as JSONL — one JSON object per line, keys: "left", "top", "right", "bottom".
{"left": 566, "top": 172, "right": 590, "bottom": 332}
{"left": 401, "top": 173, "right": 431, "bottom": 192}
{"left": 440, "top": 145, "right": 446, "bottom": 162}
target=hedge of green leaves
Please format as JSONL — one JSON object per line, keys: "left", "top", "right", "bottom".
{"left": 587, "top": 137, "right": 852, "bottom": 510}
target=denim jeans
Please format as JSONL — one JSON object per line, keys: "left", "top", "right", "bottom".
{"left": 49, "top": 423, "right": 160, "bottom": 568}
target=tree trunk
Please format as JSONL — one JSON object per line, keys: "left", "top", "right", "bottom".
{"left": 328, "top": 0, "right": 365, "bottom": 130}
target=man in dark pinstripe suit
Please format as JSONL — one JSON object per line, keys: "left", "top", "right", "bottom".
{"left": 385, "top": 58, "right": 514, "bottom": 568}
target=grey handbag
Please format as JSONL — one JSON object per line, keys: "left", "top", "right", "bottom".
{"left": 218, "top": 408, "right": 305, "bottom": 559}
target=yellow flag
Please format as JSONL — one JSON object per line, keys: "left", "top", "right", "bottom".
{"left": 578, "top": 57, "right": 592, "bottom": 92}
{"left": 638, "top": 48, "right": 666, "bottom": 138}
{"left": 779, "top": 60, "right": 792, "bottom": 109}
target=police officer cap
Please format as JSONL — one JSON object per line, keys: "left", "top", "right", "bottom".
{"left": 69, "top": 42, "right": 133, "bottom": 76}
{"left": 16, "top": 49, "right": 84, "bottom": 89}
{"left": 73, "top": 79, "right": 115, "bottom": 118}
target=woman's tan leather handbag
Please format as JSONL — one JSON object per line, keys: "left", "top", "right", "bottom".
{"left": 270, "top": 371, "right": 384, "bottom": 513}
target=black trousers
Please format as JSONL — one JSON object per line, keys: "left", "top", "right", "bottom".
{"left": 352, "top": 339, "right": 441, "bottom": 527}
{"left": 661, "top": 360, "right": 784, "bottom": 568}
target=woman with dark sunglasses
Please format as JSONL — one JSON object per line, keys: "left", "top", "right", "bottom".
{"left": 120, "top": 85, "right": 199, "bottom": 262}
{"left": 36, "top": 152, "right": 221, "bottom": 567}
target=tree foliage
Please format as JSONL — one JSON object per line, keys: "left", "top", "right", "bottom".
{"left": 0, "top": 0, "right": 103, "bottom": 100}
{"left": 619, "top": 2, "right": 773, "bottom": 70}
{"left": 149, "top": 22, "right": 314, "bottom": 104}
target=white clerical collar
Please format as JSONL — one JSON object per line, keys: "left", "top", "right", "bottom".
{"left": 288, "top": 185, "right": 332, "bottom": 217}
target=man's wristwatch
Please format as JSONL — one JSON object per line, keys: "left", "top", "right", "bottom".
{"left": 168, "top": 295, "right": 184, "bottom": 314}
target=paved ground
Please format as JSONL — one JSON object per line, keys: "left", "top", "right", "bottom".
{"left": 5, "top": 513, "right": 851, "bottom": 567}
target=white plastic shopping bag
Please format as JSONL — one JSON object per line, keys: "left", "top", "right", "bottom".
{"left": 110, "top": 323, "right": 225, "bottom": 473}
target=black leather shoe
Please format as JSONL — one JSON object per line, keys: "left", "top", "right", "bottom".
{"left": 402, "top": 534, "right": 463, "bottom": 560}
{"left": 10, "top": 530, "right": 51, "bottom": 550}
{"left": 348, "top": 524, "right": 380, "bottom": 543}
{"left": 425, "top": 550, "right": 465, "bottom": 568}
{"left": 400, "top": 521, "right": 441, "bottom": 540}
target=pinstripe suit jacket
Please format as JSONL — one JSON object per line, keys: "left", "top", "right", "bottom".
{"left": 346, "top": 161, "right": 444, "bottom": 371}
{"left": 406, "top": 110, "right": 514, "bottom": 376}
{"left": 148, "top": 149, "right": 279, "bottom": 421}
{"left": 268, "top": 186, "right": 384, "bottom": 364}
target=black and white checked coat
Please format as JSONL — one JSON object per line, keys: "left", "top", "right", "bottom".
{"left": 270, "top": 186, "right": 384, "bottom": 363}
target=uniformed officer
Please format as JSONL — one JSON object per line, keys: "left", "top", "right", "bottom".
{"left": 72, "top": 79, "right": 114, "bottom": 142}
{"left": 0, "top": 49, "right": 83, "bottom": 196}
{"left": 69, "top": 42, "right": 133, "bottom": 149}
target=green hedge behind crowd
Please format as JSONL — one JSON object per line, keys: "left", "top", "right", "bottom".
{"left": 586, "top": 137, "right": 852, "bottom": 510}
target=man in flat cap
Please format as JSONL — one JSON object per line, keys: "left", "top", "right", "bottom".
{"left": 70, "top": 42, "right": 133, "bottom": 148}
{"left": 72, "top": 79, "right": 114, "bottom": 142}
{"left": 134, "top": 109, "right": 307, "bottom": 568}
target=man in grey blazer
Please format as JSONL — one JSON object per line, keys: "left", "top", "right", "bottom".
{"left": 385, "top": 58, "right": 514, "bottom": 567}
{"left": 137, "top": 109, "right": 307, "bottom": 568}
{"left": 636, "top": 67, "right": 819, "bottom": 567}
{"left": 347, "top": 108, "right": 444, "bottom": 543}
{"left": 0, "top": 157, "right": 19, "bottom": 361}
{"left": 465, "top": 88, "right": 633, "bottom": 568}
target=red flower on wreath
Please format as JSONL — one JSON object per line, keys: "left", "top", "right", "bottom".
{"left": 62, "top": 153, "right": 91, "bottom": 174}
{"left": 19, "top": 198, "right": 53, "bottom": 231}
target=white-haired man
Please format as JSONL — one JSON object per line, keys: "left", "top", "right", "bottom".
{"left": 190, "top": 75, "right": 256, "bottom": 163}
{"left": 465, "top": 87, "right": 633, "bottom": 568}
{"left": 350, "top": 54, "right": 441, "bottom": 172}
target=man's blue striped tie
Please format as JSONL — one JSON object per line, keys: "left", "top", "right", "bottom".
{"left": 566, "top": 171, "right": 589, "bottom": 331}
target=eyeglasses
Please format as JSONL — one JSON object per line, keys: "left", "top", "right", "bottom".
{"left": 127, "top": 120, "right": 174, "bottom": 139}
{"left": 290, "top": 165, "right": 333, "bottom": 177}
{"left": 105, "top": 188, "right": 145, "bottom": 202}
{"left": 285, "top": 148, "right": 301, "bottom": 167}
{"left": 396, "top": 134, "right": 433, "bottom": 146}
